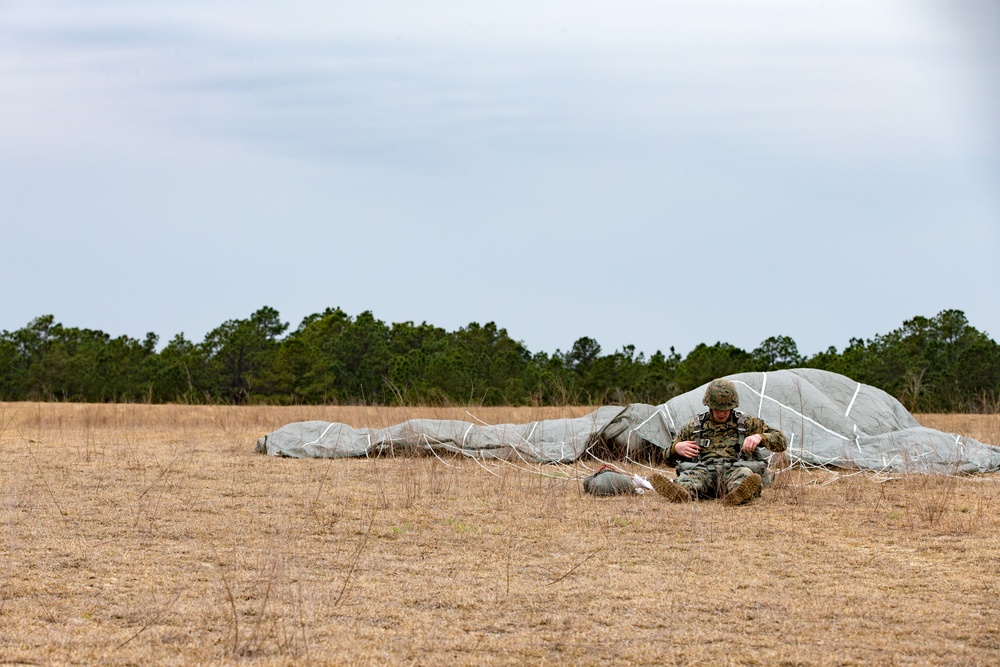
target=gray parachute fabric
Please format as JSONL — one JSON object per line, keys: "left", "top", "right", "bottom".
{"left": 650, "top": 369, "right": 1000, "bottom": 474}
{"left": 256, "top": 369, "right": 1000, "bottom": 474}
{"left": 256, "top": 406, "right": 623, "bottom": 463}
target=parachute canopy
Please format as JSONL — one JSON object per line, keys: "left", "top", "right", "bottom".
{"left": 256, "top": 369, "right": 1000, "bottom": 474}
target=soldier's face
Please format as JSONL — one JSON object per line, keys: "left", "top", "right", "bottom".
{"left": 710, "top": 408, "right": 731, "bottom": 422}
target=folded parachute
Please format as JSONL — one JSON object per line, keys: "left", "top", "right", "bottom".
{"left": 256, "top": 368, "right": 1000, "bottom": 474}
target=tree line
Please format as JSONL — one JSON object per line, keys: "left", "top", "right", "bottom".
{"left": 0, "top": 308, "right": 997, "bottom": 412}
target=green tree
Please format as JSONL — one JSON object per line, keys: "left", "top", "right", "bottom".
{"left": 806, "top": 310, "right": 1000, "bottom": 412}
{"left": 636, "top": 347, "right": 682, "bottom": 403}
{"left": 277, "top": 308, "right": 353, "bottom": 403}
{"left": 523, "top": 351, "right": 578, "bottom": 406}
{"left": 334, "top": 311, "right": 393, "bottom": 402}
{"left": 385, "top": 321, "right": 449, "bottom": 403}
{"left": 673, "top": 342, "right": 751, "bottom": 392}
{"left": 153, "top": 333, "right": 206, "bottom": 402}
{"left": 565, "top": 337, "right": 602, "bottom": 376}
{"left": 0, "top": 334, "right": 25, "bottom": 399}
{"left": 423, "top": 322, "right": 531, "bottom": 405}
{"left": 749, "top": 335, "right": 803, "bottom": 371}
{"left": 579, "top": 345, "right": 647, "bottom": 404}
{"left": 201, "top": 306, "right": 288, "bottom": 403}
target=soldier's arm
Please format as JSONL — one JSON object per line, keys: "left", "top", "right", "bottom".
{"left": 668, "top": 422, "right": 697, "bottom": 460}
{"left": 748, "top": 416, "right": 788, "bottom": 453}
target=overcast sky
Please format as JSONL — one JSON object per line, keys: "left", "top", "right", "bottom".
{"left": 2, "top": 0, "right": 998, "bottom": 359}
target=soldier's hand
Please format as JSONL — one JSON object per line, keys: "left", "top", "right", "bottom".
{"left": 741, "top": 434, "right": 763, "bottom": 453}
{"left": 674, "top": 440, "right": 699, "bottom": 458}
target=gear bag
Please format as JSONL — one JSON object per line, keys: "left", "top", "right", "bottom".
{"left": 582, "top": 466, "right": 635, "bottom": 496}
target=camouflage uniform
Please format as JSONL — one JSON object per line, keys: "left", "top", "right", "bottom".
{"left": 668, "top": 411, "right": 787, "bottom": 500}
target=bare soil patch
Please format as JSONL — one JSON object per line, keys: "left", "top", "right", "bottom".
{"left": 1, "top": 403, "right": 998, "bottom": 665}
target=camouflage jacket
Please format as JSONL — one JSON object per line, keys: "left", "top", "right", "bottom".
{"left": 669, "top": 410, "right": 787, "bottom": 463}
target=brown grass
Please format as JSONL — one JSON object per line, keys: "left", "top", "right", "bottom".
{"left": 914, "top": 413, "right": 1000, "bottom": 445}
{"left": 1, "top": 402, "right": 998, "bottom": 666}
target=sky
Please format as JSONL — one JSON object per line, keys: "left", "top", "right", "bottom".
{"left": 2, "top": 0, "right": 998, "bottom": 359}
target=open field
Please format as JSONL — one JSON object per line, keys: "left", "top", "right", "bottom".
{"left": 1, "top": 403, "right": 999, "bottom": 666}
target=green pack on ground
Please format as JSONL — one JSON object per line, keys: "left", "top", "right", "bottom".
{"left": 582, "top": 468, "right": 635, "bottom": 496}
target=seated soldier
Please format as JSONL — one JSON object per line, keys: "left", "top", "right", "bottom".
{"left": 650, "top": 378, "right": 787, "bottom": 505}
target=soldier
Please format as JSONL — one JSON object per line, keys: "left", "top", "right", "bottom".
{"left": 650, "top": 378, "right": 787, "bottom": 505}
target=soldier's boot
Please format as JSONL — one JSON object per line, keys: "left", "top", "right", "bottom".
{"left": 649, "top": 473, "right": 692, "bottom": 503}
{"left": 722, "top": 473, "right": 762, "bottom": 506}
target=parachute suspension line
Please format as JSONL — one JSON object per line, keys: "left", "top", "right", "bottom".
{"left": 496, "top": 426, "right": 537, "bottom": 464}
{"left": 509, "top": 424, "right": 548, "bottom": 466}
{"left": 427, "top": 430, "right": 571, "bottom": 480}
{"left": 758, "top": 372, "right": 767, "bottom": 416}
{"left": 622, "top": 455, "right": 670, "bottom": 476}
{"left": 464, "top": 410, "right": 494, "bottom": 427}
{"left": 580, "top": 434, "right": 670, "bottom": 479}
{"left": 463, "top": 409, "right": 540, "bottom": 465}
{"left": 616, "top": 428, "right": 670, "bottom": 476}
{"left": 548, "top": 459, "right": 588, "bottom": 479}
{"left": 586, "top": 451, "right": 631, "bottom": 476}
{"left": 620, "top": 408, "right": 676, "bottom": 473}
{"left": 459, "top": 412, "right": 588, "bottom": 481}
{"left": 819, "top": 469, "right": 870, "bottom": 486}
{"left": 466, "top": 450, "right": 500, "bottom": 477}
{"left": 782, "top": 431, "right": 853, "bottom": 470}
{"left": 490, "top": 454, "right": 587, "bottom": 481}
{"left": 845, "top": 382, "right": 861, "bottom": 417}
{"left": 421, "top": 433, "right": 458, "bottom": 468}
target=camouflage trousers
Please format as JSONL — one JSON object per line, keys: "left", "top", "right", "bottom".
{"left": 674, "top": 460, "right": 760, "bottom": 500}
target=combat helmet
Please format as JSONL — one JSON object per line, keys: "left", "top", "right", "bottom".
{"left": 703, "top": 378, "right": 740, "bottom": 410}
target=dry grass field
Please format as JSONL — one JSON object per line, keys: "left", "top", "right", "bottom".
{"left": 1, "top": 403, "right": 998, "bottom": 666}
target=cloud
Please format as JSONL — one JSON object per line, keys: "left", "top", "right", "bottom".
{"left": 2, "top": 0, "right": 980, "bottom": 164}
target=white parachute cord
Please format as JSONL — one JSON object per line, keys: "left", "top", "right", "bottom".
{"left": 465, "top": 410, "right": 549, "bottom": 467}
{"left": 465, "top": 450, "right": 501, "bottom": 476}
{"left": 458, "top": 410, "right": 592, "bottom": 481}
{"left": 586, "top": 452, "right": 633, "bottom": 475}
{"left": 421, "top": 434, "right": 458, "bottom": 468}
{"left": 464, "top": 410, "right": 493, "bottom": 426}
{"left": 463, "top": 442, "right": 587, "bottom": 481}
{"left": 496, "top": 457, "right": 587, "bottom": 480}
{"left": 621, "top": 453, "right": 671, "bottom": 476}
